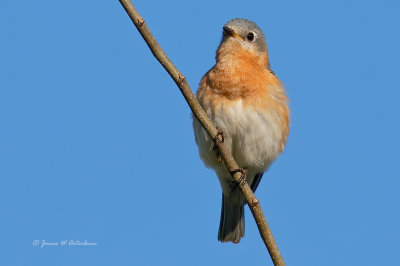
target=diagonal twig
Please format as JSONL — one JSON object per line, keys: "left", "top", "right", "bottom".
{"left": 118, "top": 1, "right": 285, "bottom": 265}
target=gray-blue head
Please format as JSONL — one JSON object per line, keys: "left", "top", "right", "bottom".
{"left": 221, "top": 18, "right": 268, "bottom": 53}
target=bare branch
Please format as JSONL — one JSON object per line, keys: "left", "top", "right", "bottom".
{"left": 118, "top": 1, "right": 285, "bottom": 265}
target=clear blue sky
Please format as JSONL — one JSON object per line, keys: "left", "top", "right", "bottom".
{"left": 1, "top": 0, "right": 399, "bottom": 265}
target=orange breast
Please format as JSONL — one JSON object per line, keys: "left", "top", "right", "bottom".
{"left": 197, "top": 44, "right": 290, "bottom": 151}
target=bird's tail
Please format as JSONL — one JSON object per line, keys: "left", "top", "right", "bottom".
{"left": 218, "top": 190, "right": 245, "bottom": 243}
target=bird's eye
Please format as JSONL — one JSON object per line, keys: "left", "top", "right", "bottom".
{"left": 247, "top": 32, "right": 255, "bottom": 42}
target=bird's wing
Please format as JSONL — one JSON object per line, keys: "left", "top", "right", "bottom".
{"left": 250, "top": 173, "right": 264, "bottom": 192}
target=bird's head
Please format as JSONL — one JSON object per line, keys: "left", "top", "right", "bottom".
{"left": 216, "top": 18, "right": 270, "bottom": 69}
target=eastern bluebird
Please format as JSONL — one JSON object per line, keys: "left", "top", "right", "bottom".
{"left": 193, "top": 18, "right": 290, "bottom": 243}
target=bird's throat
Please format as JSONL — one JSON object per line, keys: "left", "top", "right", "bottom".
{"left": 216, "top": 41, "right": 269, "bottom": 71}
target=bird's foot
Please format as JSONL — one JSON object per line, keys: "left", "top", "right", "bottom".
{"left": 213, "top": 127, "right": 224, "bottom": 145}
{"left": 213, "top": 127, "right": 224, "bottom": 163}
{"left": 229, "top": 168, "right": 248, "bottom": 191}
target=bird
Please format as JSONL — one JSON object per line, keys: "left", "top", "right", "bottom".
{"left": 192, "top": 18, "right": 290, "bottom": 243}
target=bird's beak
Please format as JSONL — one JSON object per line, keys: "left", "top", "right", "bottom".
{"left": 223, "top": 26, "right": 243, "bottom": 41}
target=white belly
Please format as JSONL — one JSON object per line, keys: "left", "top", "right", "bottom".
{"left": 193, "top": 99, "right": 283, "bottom": 186}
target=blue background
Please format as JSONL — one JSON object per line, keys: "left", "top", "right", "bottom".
{"left": 1, "top": 0, "right": 399, "bottom": 265}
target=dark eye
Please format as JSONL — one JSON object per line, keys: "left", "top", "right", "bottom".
{"left": 247, "top": 32, "right": 255, "bottom": 41}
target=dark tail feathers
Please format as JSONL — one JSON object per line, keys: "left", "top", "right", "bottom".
{"left": 218, "top": 190, "right": 245, "bottom": 243}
